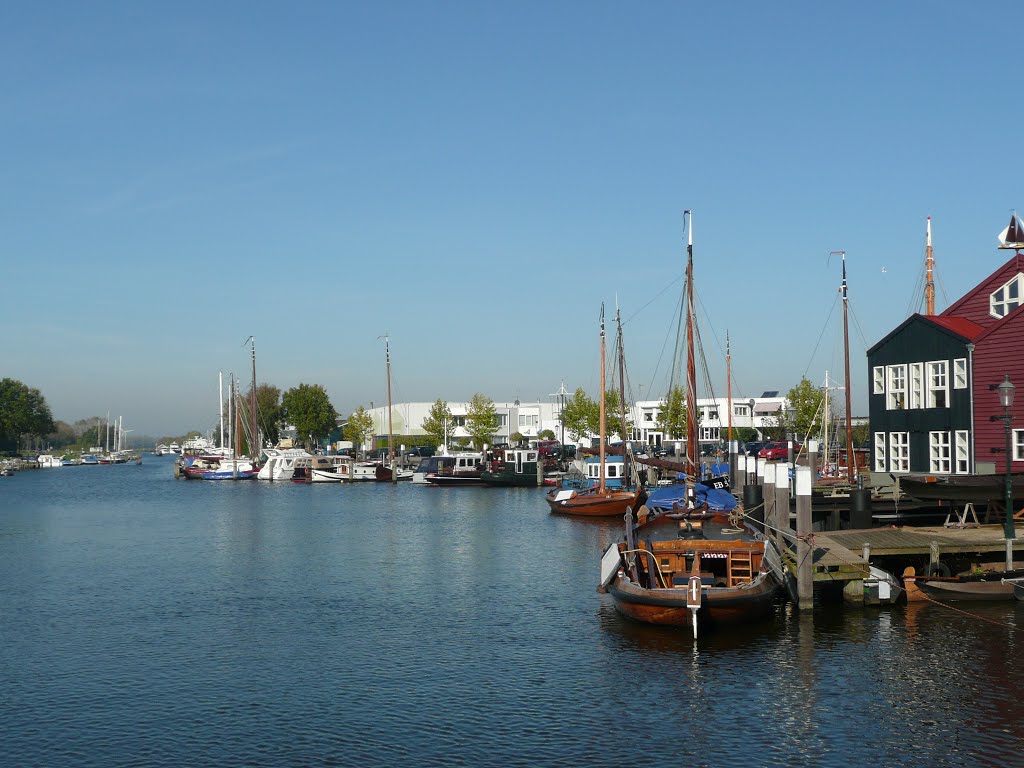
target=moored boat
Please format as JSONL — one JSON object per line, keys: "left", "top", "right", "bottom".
{"left": 903, "top": 565, "right": 1021, "bottom": 601}
{"left": 599, "top": 514, "right": 782, "bottom": 635}
{"left": 480, "top": 448, "right": 544, "bottom": 487}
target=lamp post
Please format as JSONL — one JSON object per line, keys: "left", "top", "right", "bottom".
{"left": 997, "top": 374, "right": 1016, "bottom": 547}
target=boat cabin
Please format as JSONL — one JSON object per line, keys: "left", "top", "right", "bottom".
{"left": 624, "top": 539, "right": 765, "bottom": 589}
{"left": 584, "top": 455, "right": 627, "bottom": 488}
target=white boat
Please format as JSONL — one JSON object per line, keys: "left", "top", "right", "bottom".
{"left": 37, "top": 454, "right": 63, "bottom": 469}
{"left": 291, "top": 455, "right": 355, "bottom": 483}
{"left": 258, "top": 447, "right": 312, "bottom": 481}
{"left": 168, "top": 442, "right": 181, "bottom": 455}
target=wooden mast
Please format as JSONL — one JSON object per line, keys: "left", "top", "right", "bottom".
{"left": 385, "top": 335, "right": 395, "bottom": 482}
{"left": 840, "top": 251, "right": 856, "bottom": 482}
{"left": 925, "top": 217, "right": 935, "bottom": 315}
{"left": 599, "top": 305, "right": 607, "bottom": 495}
{"left": 726, "top": 330, "right": 732, "bottom": 445}
{"left": 249, "top": 337, "right": 257, "bottom": 458}
{"left": 685, "top": 210, "right": 698, "bottom": 475}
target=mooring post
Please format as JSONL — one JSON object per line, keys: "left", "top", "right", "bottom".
{"left": 807, "top": 439, "right": 819, "bottom": 486}
{"left": 763, "top": 463, "right": 778, "bottom": 546}
{"left": 775, "top": 464, "right": 791, "bottom": 554}
{"left": 796, "top": 465, "right": 813, "bottom": 609}
{"left": 930, "top": 541, "right": 940, "bottom": 569}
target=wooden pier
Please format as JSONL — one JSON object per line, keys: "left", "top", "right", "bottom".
{"left": 775, "top": 522, "right": 1023, "bottom": 604}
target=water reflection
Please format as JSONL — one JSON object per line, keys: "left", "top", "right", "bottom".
{"left": 1, "top": 463, "right": 1023, "bottom": 767}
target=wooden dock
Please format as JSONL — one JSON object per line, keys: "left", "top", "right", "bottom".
{"left": 776, "top": 523, "right": 1023, "bottom": 602}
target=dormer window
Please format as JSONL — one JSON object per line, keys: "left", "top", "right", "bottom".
{"left": 990, "top": 273, "right": 1024, "bottom": 318}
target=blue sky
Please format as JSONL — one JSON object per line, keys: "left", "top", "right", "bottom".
{"left": 3, "top": 2, "right": 1021, "bottom": 437}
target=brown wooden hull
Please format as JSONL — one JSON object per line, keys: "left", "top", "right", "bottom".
{"left": 911, "top": 577, "right": 1015, "bottom": 601}
{"left": 608, "top": 575, "right": 777, "bottom": 627}
{"left": 545, "top": 487, "right": 645, "bottom": 517}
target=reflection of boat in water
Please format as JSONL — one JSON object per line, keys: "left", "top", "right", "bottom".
{"left": 599, "top": 515, "right": 783, "bottom": 635}
{"left": 897, "top": 472, "right": 1024, "bottom": 503}
{"left": 903, "top": 565, "right": 1020, "bottom": 601}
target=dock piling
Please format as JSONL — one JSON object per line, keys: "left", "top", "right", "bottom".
{"left": 795, "top": 465, "right": 813, "bottom": 609}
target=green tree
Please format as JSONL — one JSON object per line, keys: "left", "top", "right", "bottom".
{"left": 251, "top": 383, "right": 284, "bottom": 446}
{"left": 281, "top": 383, "right": 338, "bottom": 449}
{"left": 538, "top": 428, "right": 556, "bottom": 440}
{"left": 0, "top": 379, "right": 56, "bottom": 451}
{"left": 420, "top": 399, "right": 454, "bottom": 448}
{"left": 465, "top": 393, "right": 499, "bottom": 449}
{"left": 604, "top": 389, "right": 632, "bottom": 442}
{"left": 346, "top": 406, "right": 375, "bottom": 455}
{"left": 510, "top": 431, "right": 525, "bottom": 446}
{"left": 561, "top": 388, "right": 597, "bottom": 442}
{"left": 565, "top": 387, "right": 598, "bottom": 442}
{"left": 785, "top": 377, "right": 825, "bottom": 441}
{"left": 655, "top": 386, "right": 687, "bottom": 439}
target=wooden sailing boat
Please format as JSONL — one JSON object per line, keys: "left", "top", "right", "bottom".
{"left": 546, "top": 305, "right": 646, "bottom": 517}
{"left": 599, "top": 515, "right": 781, "bottom": 635}
{"left": 599, "top": 212, "right": 782, "bottom": 635}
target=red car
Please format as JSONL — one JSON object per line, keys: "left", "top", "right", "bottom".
{"left": 758, "top": 441, "right": 800, "bottom": 460}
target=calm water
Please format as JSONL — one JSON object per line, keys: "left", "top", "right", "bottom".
{"left": 2, "top": 458, "right": 1023, "bottom": 767}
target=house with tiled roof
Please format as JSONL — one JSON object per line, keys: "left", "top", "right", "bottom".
{"left": 867, "top": 214, "right": 1024, "bottom": 475}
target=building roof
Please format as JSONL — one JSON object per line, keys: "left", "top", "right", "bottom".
{"left": 924, "top": 315, "right": 986, "bottom": 341}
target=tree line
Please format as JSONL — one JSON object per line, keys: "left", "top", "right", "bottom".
{"left": 0, "top": 374, "right": 871, "bottom": 458}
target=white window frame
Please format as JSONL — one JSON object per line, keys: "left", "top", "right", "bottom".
{"left": 927, "top": 360, "right": 949, "bottom": 409}
{"left": 1015, "top": 429, "right": 1024, "bottom": 462}
{"left": 909, "top": 362, "right": 924, "bottom": 410}
{"left": 887, "top": 365, "right": 907, "bottom": 410}
{"left": 874, "top": 432, "right": 886, "bottom": 472}
{"left": 929, "top": 431, "right": 951, "bottom": 473}
{"left": 955, "top": 430, "right": 969, "bottom": 474}
{"left": 889, "top": 432, "right": 909, "bottom": 473}
{"left": 990, "top": 274, "right": 1024, "bottom": 318}
{"left": 873, "top": 366, "right": 885, "bottom": 395}
{"left": 953, "top": 358, "right": 967, "bottom": 390}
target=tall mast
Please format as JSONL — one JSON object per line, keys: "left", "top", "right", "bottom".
{"left": 615, "top": 308, "right": 630, "bottom": 484}
{"left": 228, "top": 374, "right": 234, "bottom": 457}
{"left": 599, "top": 305, "right": 606, "bottom": 495}
{"left": 219, "top": 371, "right": 225, "bottom": 450}
{"left": 925, "top": 216, "right": 935, "bottom": 315}
{"left": 726, "top": 331, "right": 732, "bottom": 445}
{"left": 685, "top": 210, "right": 698, "bottom": 474}
{"left": 248, "top": 337, "right": 257, "bottom": 457}
{"left": 838, "top": 251, "right": 856, "bottom": 482}
{"left": 383, "top": 334, "right": 395, "bottom": 481}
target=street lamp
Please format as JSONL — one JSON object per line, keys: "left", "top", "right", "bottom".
{"left": 997, "top": 374, "right": 1016, "bottom": 547}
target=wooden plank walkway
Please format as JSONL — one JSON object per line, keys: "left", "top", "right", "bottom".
{"left": 777, "top": 524, "right": 1023, "bottom": 584}
{"left": 825, "top": 524, "right": 1021, "bottom": 557}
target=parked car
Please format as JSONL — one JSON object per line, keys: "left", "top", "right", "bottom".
{"left": 743, "top": 441, "right": 765, "bottom": 456}
{"left": 757, "top": 442, "right": 800, "bottom": 460}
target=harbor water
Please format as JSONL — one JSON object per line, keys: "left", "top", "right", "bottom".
{"left": 2, "top": 457, "right": 1023, "bottom": 767}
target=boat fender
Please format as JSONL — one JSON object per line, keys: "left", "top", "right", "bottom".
{"left": 925, "top": 561, "right": 951, "bottom": 578}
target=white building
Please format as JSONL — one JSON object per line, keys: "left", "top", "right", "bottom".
{"left": 358, "top": 392, "right": 789, "bottom": 450}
